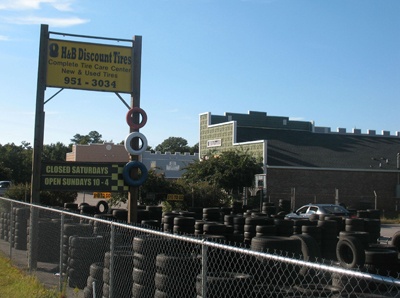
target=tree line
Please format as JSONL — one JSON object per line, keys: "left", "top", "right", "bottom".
{"left": 1, "top": 131, "right": 262, "bottom": 209}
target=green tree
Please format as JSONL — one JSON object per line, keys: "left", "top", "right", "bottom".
{"left": 71, "top": 131, "right": 103, "bottom": 144}
{"left": 190, "top": 143, "right": 199, "bottom": 154}
{"left": 43, "top": 142, "right": 70, "bottom": 161}
{"left": 155, "top": 137, "right": 190, "bottom": 153}
{"left": 182, "top": 149, "right": 263, "bottom": 197}
{"left": 0, "top": 143, "right": 32, "bottom": 183}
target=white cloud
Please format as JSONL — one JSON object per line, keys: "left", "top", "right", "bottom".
{"left": 0, "top": 0, "right": 75, "bottom": 11}
{"left": 0, "top": 35, "right": 9, "bottom": 41}
{"left": 4, "top": 15, "right": 89, "bottom": 27}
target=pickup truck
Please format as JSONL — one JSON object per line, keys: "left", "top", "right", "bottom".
{"left": 0, "top": 181, "right": 11, "bottom": 197}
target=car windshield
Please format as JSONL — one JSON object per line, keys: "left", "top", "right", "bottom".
{"left": 321, "top": 205, "right": 347, "bottom": 214}
{"left": 0, "top": 182, "right": 10, "bottom": 188}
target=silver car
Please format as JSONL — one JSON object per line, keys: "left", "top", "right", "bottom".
{"left": 285, "top": 203, "right": 351, "bottom": 219}
{"left": 0, "top": 181, "right": 11, "bottom": 197}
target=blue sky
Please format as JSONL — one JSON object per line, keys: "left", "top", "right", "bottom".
{"left": 0, "top": 0, "right": 399, "bottom": 148}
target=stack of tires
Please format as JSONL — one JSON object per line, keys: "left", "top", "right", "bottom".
{"left": 173, "top": 216, "right": 195, "bottom": 235}
{"left": 35, "top": 219, "right": 61, "bottom": 263}
{"left": 278, "top": 199, "right": 291, "bottom": 214}
{"left": 203, "top": 208, "right": 221, "bottom": 222}
{"left": 274, "top": 218, "right": 294, "bottom": 236}
{"left": 262, "top": 202, "right": 276, "bottom": 216}
{"left": 67, "top": 235, "right": 105, "bottom": 289}
{"left": 232, "top": 215, "right": 245, "bottom": 236}
{"left": 132, "top": 235, "right": 168, "bottom": 298}
{"left": 104, "top": 249, "right": 134, "bottom": 298}
{"left": 255, "top": 220, "right": 276, "bottom": 238}
{"left": 251, "top": 236, "right": 302, "bottom": 285}
{"left": 194, "top": 220, "right": 206, "bottom": 236}
{"left": 154, "top": 252, "right": 200, "bottom": 298}
{"left": 317, "top": 219, "right": 338, "bottom": 260}
{"left": 12, "top": 207, "right": 29, "bottom": 250}
{"left": 162, "top": 212, "right": 179, "bottom": 233}
{"left": 1, "top": 212, "right": 10, "bottom": 241}
{"left": 146, "top": 205, "right": 163, "bottom": 223}
{"left": 83, "top": 262, "right": 104, "bottom": 298}
{"left": 203, "top": 222, "right": 227, "bottom": 240}
{"left": 292, "top": 219, "right": 311, "bottom": 235}
{"left": 62, "top": 223, "right": 93, "bottom": 275}
{"left": 244, "top": 216, "right": 269, "bottom": 244}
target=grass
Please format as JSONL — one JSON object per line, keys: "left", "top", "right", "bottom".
{"left": 0, "top": 252, "right": 62, "bottom": 298}
{"left": 381, "top": 216, "right": 400, "bottom": 224}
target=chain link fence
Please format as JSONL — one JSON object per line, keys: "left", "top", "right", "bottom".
{"left": 0, "top": 197, "right": 400, "bottom": 297}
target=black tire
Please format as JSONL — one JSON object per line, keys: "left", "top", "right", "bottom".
{"left": 336, "top": 236, "right": 365, "bottom": 269}
{"left": 112, "top": 209, "right": 128, "bottom": 221}
{"left": 132, "top": 267, "right": 154, "bottom": 285}
{"left": 290, "top": 234, "right": 321, "bottom": 261}
{"left": 196, "top": 272, "right": 253, "bottom": 298}
{"left": 103, "top": 267, "right": 110, "bottom": 284}
{"left": 96, "top": 200, "right": 109, "bottom": 214}
{"left": 132, "top": 282, "right": 151, "bottom": 298}
{"left": 345, "top": 218, "right": 365, "bottom": 232}
{"left": 203, "top": 223, "right": 226, "bottom": 235}
{"left": 86, "top": 275, "right": 103, "bottom": 289}
{"left": 292, "top": 284, "right": 341, "bottom": 297}
{"left": 390, "top": 230, "right": 400, "bottom": 252}
{"left": 255, "top": 225, "right": 277, "bottom": 235}
{"left": 251, "top": 236, "right": 302, "bottom": 258}
{"left": 155, "top": 253, "right": 200, "bottom": 275}
{"left": 339, "top": 231, "right": 369, "bottom": 249}
{"left": 102, "top": 283, "right": 109, "bottom": 298}
{"left": 89, "top": 262, "right": 104, "bottom": 280}
{"left": 154, "top": 290, "right": 168, "bottom": 298}
{"left": 365, "top": 247, "right": 398, "bottom": 267}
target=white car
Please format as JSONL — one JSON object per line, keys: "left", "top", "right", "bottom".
{"left": 0, "top": 181, "right": 11, "bottom": 196}
{"left": 285, "top": 203, "right": 351, "bottom": 219}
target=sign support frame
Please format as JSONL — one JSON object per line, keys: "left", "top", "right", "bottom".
{"left": 30, "top": 24, "right": 142, "bottom": 269}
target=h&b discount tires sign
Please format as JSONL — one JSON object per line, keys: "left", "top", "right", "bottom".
{"left": 46, "top": 39, "right": 133, "bottom": 93}
{"left": 41, "top": 162, "right": 129, "bottom": 192}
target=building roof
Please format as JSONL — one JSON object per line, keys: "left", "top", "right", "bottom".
{"left": 237, "top": 127, "right": 400, "bottom": 170}
{"left": 206, "top": 111, "right": 400, "bottom": 170}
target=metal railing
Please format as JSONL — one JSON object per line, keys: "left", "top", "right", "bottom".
{"left": 0, "top": 197, "right": 399, "bottom": 298}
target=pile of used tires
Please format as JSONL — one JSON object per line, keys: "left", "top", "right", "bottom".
{"left": 2, "top": 200, "right": 400, "bottom": 297}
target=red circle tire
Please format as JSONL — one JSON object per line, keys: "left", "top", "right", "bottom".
{"left": 126, "top": 107, "right": 147, "bottom": 130}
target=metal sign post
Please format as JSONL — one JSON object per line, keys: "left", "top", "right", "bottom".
{"left": 128, "top": 35, "right": 142, "bottom": 224}
{"left": 29, "top": 24, "right": 48, "bottom": 271}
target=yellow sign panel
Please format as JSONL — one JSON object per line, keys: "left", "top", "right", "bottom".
{"left": 167, "top": 194, "right": 184, "bottom": 201}
{"left": 46, "top": 39, "right": 133, "bottom": 93}
{"left": 93, "top": 192, "right": 111, "bottom": 199}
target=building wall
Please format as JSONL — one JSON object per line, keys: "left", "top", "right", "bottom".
{"left": 66, "top": 143, "right": 128, "bottom": 162}
{"left": 266, "top": 168, "right": 398, "bottom": 217}
{"left": 66, "top": 143, "right": 199, "bottom": 179}
{"left": 199, "top": 112, "right": 266, "bottom": 162}
{"left": 200, "top": 111, "right": 400, "bottom": 216}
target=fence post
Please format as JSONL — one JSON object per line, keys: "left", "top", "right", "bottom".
{"left": 28, "top": 206, "right": 39, "bottom": 271}
{"left": 58, "top": 213, "right": 65, "bottom": 292}
{"left": 109, "top": 224, "right": 116, "bottom": 298}
{"left": 9, "top": 201, "right": 13, "bottom": 259}
{"left": 201, "top": 240, "right": 208, "bottom": 298}
{"left": 335, "top": 188, "right": 339, "bottom": 205}
{"left": 291, "top": 188, "right": 296, "bottom": 211}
